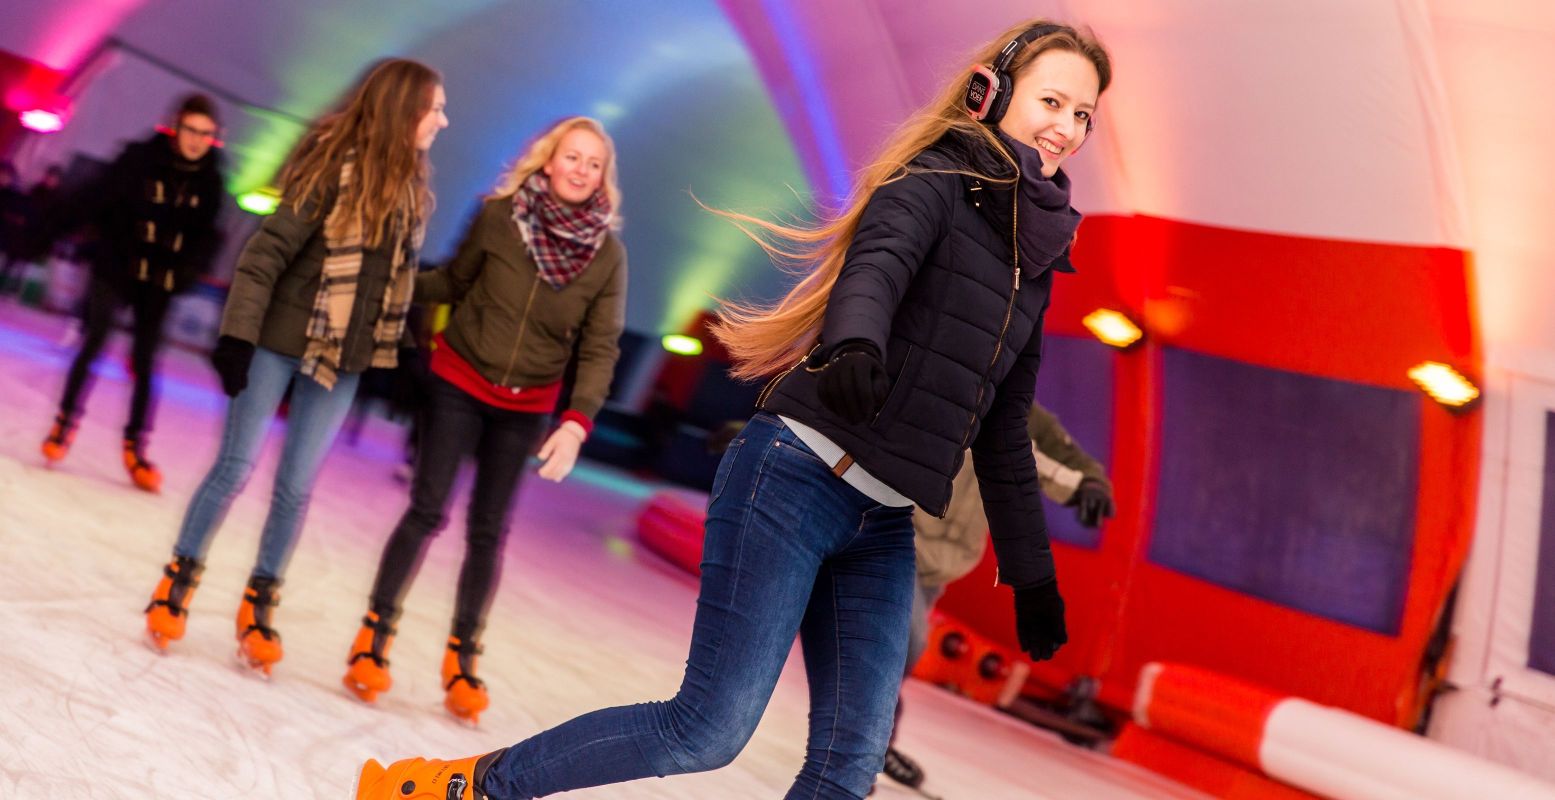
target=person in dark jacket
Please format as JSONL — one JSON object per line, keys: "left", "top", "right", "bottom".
{"left": 0, "top": 160, "right": 28, "bottom": 293}
{"left": 40, "top": 96, "right": 226, "bottom": 491}
{"left": 141, "top": 60, "right": 448, "bottom": 678}
{"left": 356, "top": 18, "right": 1112, "bottom": 800}
{"left": 342, "top": 117, "right": 628, "bottom": 724}
{"left": 884, "top": 402, "right": 1114, "bottom": 791}
{"left": 8, "top": 164, "right": 65, "bottom": 284}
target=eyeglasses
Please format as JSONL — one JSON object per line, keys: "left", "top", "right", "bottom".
{"left": 178, "top": 122, "right": 218, "bottom": 139}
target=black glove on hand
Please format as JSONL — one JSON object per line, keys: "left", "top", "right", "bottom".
{"left": 210, "top": 335, "right": 256, "bottom": 398}
{"left": 1072, "top": 478, "right": 1115, "bottom": 528}
{"left": 814, "top": 342, "right": 889, "bottom": 425}
{"left": 1013, "top": 579, "right": 1067, "bottom": 661}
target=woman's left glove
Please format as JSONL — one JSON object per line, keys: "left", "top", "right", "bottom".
{"left": 537, "top": 420, "right": 587, "bottom": 482}
{"left": 815, "top": 341, "right": 889, "bottom": 424}
{"left": 1013, "top": 578, "right": 1068, "bottom": 661}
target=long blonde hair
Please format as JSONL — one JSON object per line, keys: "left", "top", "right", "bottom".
{"left": 280, "top": 58, "right": 440, "bottom": 249}
{"left": 490, "top": 116, "right": 623, "bottom": 230}
{"left": 711, "top": 19, "right": 1110, "bottom": 380}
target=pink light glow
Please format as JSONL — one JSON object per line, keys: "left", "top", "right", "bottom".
{"left": 28, "top": 0, "right": 148, "bottom": 71}
{"left": 19, "top": 109, "right": 65, "bottom": 133}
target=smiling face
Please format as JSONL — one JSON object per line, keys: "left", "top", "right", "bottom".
{"left": 415, "top": 84, "right": 449, "bottom": 151}
{"left": 997, "top": 48, "right": 1101, "bottom": 177}
{"left": 541, "top": 127, "right": 608, "bottom": 207}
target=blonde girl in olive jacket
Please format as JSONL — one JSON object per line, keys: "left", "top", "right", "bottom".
{"left": 343, "top": 117, "right": 627, "bottom": 724}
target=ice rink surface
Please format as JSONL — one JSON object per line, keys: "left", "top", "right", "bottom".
{"left": 0, "top": 302, "right": 1205, "bottom": 799}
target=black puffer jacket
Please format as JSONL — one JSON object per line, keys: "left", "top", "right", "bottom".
{"left": 84, "top": 131, "right": 225, "bottom": 293}
{"left": 760, "top": 132, "right": 1075, "bottom": 589}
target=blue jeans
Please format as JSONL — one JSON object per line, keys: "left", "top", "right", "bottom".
{"left": 484, "top": 413, "right": 917, "bottom": 799}
{"left": 173, "top": 347, "right": 361, "bottom": 579}
{"left": 890, "top": 578, "right": 946, "bottom": 746}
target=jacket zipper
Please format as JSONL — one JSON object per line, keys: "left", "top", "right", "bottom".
{"left": 757, "top": 341, "right": 822, "bottom": 408}
{"left": 500, "top": 277, "right": 541, "bottom": 387}
{"left": 958, "top": 165, "right": 1022, "bottom": 453}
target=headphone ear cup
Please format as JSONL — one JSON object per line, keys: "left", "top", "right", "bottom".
{"left": 965, "top": 64, "right": 1001, "bottom": 121}
{"left": 985, "top": 70, "right": 1014, "bottom": 125}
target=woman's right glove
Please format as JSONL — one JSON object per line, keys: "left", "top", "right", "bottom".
{"left": 210, "top": 335, "right": 256, "bottom": 397}
{"left": 1013, "top": 578, "right": 1068, "bottom": 661}
{"left": 814, "top": 341, "right": 889, "bottom": 425}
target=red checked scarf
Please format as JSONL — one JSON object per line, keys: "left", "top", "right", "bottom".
{"left": 300, "top": 152, "right": 421, "bottom": 389}
{"left": 511, "top": 171, "right": 611, "bottom": 289}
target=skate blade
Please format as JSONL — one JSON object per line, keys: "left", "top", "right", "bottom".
{"left": 342, "top": 676, "right": 378, "bottom": 704}
{"left": 445, "top": 706, "right": 481, "bottom": 728}
{"left": 233, "top": 648, "right": 274, "bottom": 680}
{"left": 352, "top": 759, "right": 386, "bottom": 800}
{"left": 143, "top": 630, "right": 172, "bottom": 654}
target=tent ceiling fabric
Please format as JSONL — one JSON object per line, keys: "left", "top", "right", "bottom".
{"left": 5, "top": 0, "right": 1546, "bottom": 355}
{"left": 3, "top": 0, "right": 814, "bottom": 335}
{"left": 719, "top": 0, "right": 1555, "bottom": 376}
{"left": 725, "top": 0, "right": 1469, "bottom": 247}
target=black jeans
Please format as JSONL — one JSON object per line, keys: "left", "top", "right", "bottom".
{"left": 58, "top": 276, "right": 173, "bottom": 439}
{"left": 0, "top": 252, "right": 25, "bottom": 294}
{"left": 369, "top": 375, "right": 548, "bottom": 639}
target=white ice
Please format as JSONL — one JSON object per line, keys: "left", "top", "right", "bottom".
{"left": 0, "top": 302, "right": 1206, "bottom": 799}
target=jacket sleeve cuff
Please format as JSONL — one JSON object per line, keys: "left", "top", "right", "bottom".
{"left": 560, "top": 410, "right": 594, "bottom": 437}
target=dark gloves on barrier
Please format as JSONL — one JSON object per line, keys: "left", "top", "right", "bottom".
{"left": 814, "top": 341, "right": 889, "bottom": 425}
{"left": 211, "top": 335, "right": 256, "bottom": 397}
{"left": 1072, "top": 478, "right": 1115, "bottom": 528}
{"left": 1013, "top": 578, "right": 1067, "bottom": 661}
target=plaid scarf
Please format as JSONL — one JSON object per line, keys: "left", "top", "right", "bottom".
{"left": 511, "top": 172, "right": 612, "bottom": 289}
{"left": 300, "top": 153, "right": 421, "bottom": 389}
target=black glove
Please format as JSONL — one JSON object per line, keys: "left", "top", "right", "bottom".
{"left": 210, "top": 335, "right": 256, "bottom": 397}
{"left": 814, "top": 341, "right": 889, "bottom": 425}
{"left": 1071, "top": 478, "right": 1115, "bottom": 528}
{"left": 1013, "top": 579, "right": 1067, "bottom": 661}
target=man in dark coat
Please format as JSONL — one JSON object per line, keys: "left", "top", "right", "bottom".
{"left": 0, "top": 160, "right": 27, "bottom": 294}
{"left": 42, "top": 94, "right": 227, "bottom": 492}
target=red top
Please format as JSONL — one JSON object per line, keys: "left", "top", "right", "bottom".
{"left": 428, "top": 334, "right": 592, "bottom": 434}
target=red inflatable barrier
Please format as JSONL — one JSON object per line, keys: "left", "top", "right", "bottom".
{"left": 636, "top": 491, "right": 708, "bottom": 577}
{"left": 910, "top": 610, "right": 1030, "bottom": 708}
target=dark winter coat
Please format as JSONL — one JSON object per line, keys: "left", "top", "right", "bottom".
{"left": 914, "top": 403, "right": 1112, "bottom": 588}
{"left": 415, "top": 195, "right": 627, "bottom": 420}
{"left": 759, "top": 131, "right": 1076, "bottom": 590}
{"left": 85, "top": 131, "right": 225, "bottom": 294}
{"left": 0, "top": 185, "right": 27, "bottom": 256}
{"left": 219, "top": 187, "right": 409, "bottom": 374}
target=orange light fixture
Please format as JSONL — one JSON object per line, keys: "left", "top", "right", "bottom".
{"left": 1407, "top": 362, "right": 1479, "bottom": 408}
{"left": 1082, "top": 308, "right": 1143, "bottom": 349}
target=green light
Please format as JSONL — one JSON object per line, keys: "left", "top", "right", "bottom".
{"left": 236, "top": 188, "right": 281, "bottom": 216}
{"left": 662, "top": 334, "right": 704, "bottom": 356}
{"left": 603, "top": 534, "right": 635, "bottom": 562}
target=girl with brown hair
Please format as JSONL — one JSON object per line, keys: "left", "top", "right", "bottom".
{"left": 357, "top": 18, "right": 1110, "bottom": 800}
{"left": 342, "top": 117, "right": 627, "bottom": 725}
{"left": 143, "top": 59, "right": 448, "bottom": 678}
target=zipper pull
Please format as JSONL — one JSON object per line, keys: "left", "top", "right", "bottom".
{"left": 1014, "top": 267, "right": 1020, "bottom": 291}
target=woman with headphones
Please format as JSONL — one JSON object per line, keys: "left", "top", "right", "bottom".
{"left": 355, "top": 19, "right": 1110, "bottom": 800}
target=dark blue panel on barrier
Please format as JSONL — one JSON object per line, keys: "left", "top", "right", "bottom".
{"left": 1528, "top": 412, "right": 1555, "bottom": 675}
{"left": 1149, "top": 348, "right": 1419, "bottom": 634}
{"left": 1034, "top": 334, "right": 1115, "bottom": 549}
